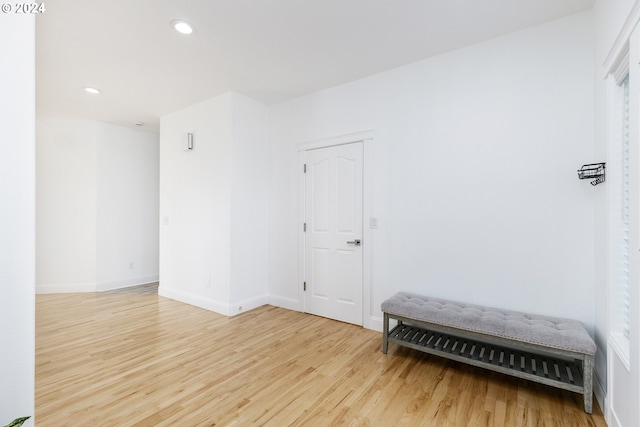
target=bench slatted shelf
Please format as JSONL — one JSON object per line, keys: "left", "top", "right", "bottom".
{"left": 382, "top": 292, "right": 596, "bottom": 413}
{"left": 387, "top": 321, "right": 584, "bottom": 391}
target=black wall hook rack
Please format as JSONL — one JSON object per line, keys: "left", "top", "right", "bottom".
{"left": 578, "top": 163, "right": 605, "bottom": 186}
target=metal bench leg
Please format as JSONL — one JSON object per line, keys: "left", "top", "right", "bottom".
{"left": 382, "top": 312, "right": 389, "bottom": 354}
{"left": 583, "top": 354, "right": 593, "bottom": 414}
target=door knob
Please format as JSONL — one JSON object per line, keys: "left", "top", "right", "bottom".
{"left": 346, "top": 239, "right": 361, "bottom": 246}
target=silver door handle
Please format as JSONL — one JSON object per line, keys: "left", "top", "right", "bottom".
{"left": 346, "top": 239, "right": 361, "bottom": 246}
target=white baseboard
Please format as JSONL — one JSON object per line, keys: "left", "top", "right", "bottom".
{"left": 593, "top": 366, "right": 607, "bottom": 417}
{"left": 36, "top": 275, "right": 160, "bottom": 294}
{"left": 267, "top": 294, "right": 303, "bottom": 312}
{"left": 365, "top": 315, "right": 384, "bottom": 332}
{"left": 608, "top": 409, "right": 622, "bottom": 427}
{"left": 97, "top": 275, "right": 159, "bottom": 292}
{"left": 229, "top": 295, "right": 268, "bottom": 316}
{"left": 159, "top": 286, "right": 269, "bottom": 317}
{"left": 36, "top": 282, "right": 96, "bottom": 294}
{"left": 159, "top": 286, "right": 233, "bottom": 316}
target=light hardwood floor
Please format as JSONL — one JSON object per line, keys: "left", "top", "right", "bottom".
{"left": 36, "top": 292, "right": 607, "bottom": 426}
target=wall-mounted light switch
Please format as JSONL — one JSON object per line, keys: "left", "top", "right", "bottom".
{"left": 370, "top": 217, "right": 378, "bottom": 229}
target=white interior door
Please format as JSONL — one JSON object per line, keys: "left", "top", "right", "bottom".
{"left": 304, "top": 142, "right": 363, "bottom": 325}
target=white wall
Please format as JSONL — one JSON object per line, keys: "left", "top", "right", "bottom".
{"left": 0, "top": 13, "right": 35, "bottom": 427}
{"left": 268, "top": 12, "right": 596, "bottom": 332}
{"left": 159, "top": 92, "right": 269, "bottom": 314}
{"left": 37, "top": 118, "right": 98, "bottom": 292}
{"left": 229, "top": 94, "right": 269, "bottom": 309}
{"left": 36, "top": 118, "right": 159, "bottom": 293}
{"left": 595, "top": 0, "right": 637, "bottom": 60}
{"left": 96, "top": 122, "right": 159, "bottom": 290}
{"left": 160, "top": 94, "right": 234, "bottom": 309}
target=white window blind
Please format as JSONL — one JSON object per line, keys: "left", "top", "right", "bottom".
{"left": 621, "top": 74, "right": 630, "bottom": 339}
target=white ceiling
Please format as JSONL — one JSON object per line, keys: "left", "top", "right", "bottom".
{"left": 36, "top": 0, "right": 594, "bottom": 133}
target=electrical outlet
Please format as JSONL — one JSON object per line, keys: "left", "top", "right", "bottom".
{"left": 129, "top": 262, "right": 134, "bottom": 269}
{"left": 205, "top": 276, "right": 211, "bottom": 288}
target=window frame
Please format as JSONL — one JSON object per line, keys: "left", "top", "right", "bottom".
{"left": 607, "top": 52, "right": 631, "bottom": 368}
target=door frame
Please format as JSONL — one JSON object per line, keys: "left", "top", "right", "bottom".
{"left": 298, "top": 130, "right": 374, "bottom": 328}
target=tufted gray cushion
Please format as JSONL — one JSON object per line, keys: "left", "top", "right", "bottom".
{"left": 381, "top": 292, "right": 596, "bottom": 355}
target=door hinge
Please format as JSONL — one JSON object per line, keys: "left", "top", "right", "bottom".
{"left": 303, "top": 281, "right": 307, "bottom": 291}
{"left": 303, "top": 163, "right": 307, "bottom": 173}
{"left": 303, "top": 222, "right": 306, "bottom": 232}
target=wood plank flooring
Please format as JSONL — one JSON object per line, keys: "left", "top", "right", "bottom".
{"left": 36, "top": 292, "right": 607, "bottom": 426}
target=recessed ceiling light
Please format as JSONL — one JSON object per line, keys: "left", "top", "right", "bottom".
{"left": 171, "top": 19, "right": 195, "bottom": 35}
{"left": 83, "top": 87, "right": 101, "bottom": 95}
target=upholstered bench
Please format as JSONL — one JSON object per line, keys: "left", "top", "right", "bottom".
{"left": 381, "top": 292, "right": 596, "bottom": 413}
